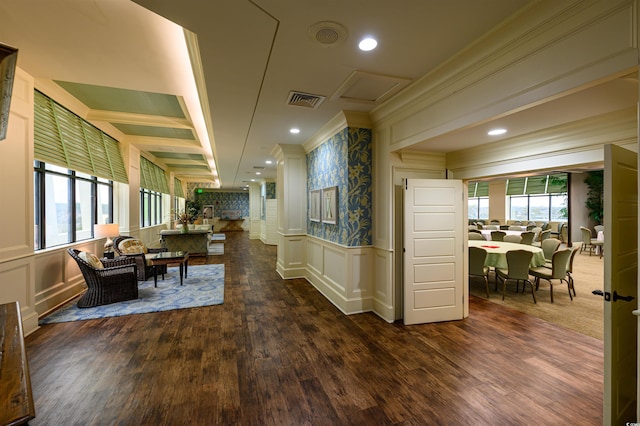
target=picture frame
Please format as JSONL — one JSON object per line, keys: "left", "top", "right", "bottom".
{"left": 321, "top": 186, "right": 337, "bottom": 225}
{"left": 309, "top": 189, "right": 321, "bottom": 222}
{"left": 0, "top": 43, "right": 18, "bottom": 142}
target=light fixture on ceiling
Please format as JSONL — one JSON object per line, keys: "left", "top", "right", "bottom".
{"left": 265, "top": 160, "right": 273, "bottom": 165}
{"left": 290, "top": 128, "right": 300, "bottom": 134}
{"left": 488, "top": 128, "right": 507, "bottom": 136}
{"left": 256, "top": 172, "right": 261, "bottom": 175}
{"left": 359, "top": 37, "right": 377, "bottom": 51}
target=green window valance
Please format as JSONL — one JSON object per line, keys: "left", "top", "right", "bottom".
{"left": 140, "top": 156, "right": 169, "bottom": 194}
{"left": 34, "top": 90, "right": 128, "bottom": 183}
{"left": 174, "top": 177, "right": 185, "bottom": 198}
{"left": 507, "top": 174, "right": 568, "bottom": 195}
{"left": 468, "top": 181, "right": 489, "bottom": 197}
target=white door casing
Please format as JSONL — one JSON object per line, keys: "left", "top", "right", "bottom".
{"left": 403, "top": 179, "right": 465, "bottom": 325}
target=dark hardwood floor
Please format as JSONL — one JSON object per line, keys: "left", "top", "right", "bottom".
{"left": 26, "top": 232, "right": 603, "bottom": 425}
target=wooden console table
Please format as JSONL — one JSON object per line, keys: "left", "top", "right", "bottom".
{"left": 220, "top": 218, "right": 244, "bottom": 232}
{"left": 0, "top": 301, "right": 35, "bottom": 425}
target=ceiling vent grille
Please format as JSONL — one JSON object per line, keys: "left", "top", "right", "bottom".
{"left": 308, "top": 21, "right": 347, "bottom": 48}
{"left": 286, "top": 91, "right": 326, "bottom": 109}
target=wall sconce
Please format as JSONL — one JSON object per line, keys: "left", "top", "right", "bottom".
{"left": 94, "top": 223, "right": 119, "bottom": 254}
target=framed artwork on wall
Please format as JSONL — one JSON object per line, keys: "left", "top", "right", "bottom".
{"left": 321, "top": 186, "right": 337, "bottom": 225}
{"left": 309, "top": 189, "right": 321, "bottom": 222}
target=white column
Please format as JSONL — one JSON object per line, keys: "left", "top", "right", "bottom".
{"left": 272, "top": 144, "right": 307, "bottom": 278}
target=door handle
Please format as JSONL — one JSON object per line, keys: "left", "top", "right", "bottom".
{"left": 613, "top": 291, "right": 634, "bottom": 302}
{"left": 592, "top": 290, "right": 635, "bottom": 302}
{"left": 592, "top": 290, "right": 610, "bottom": 301}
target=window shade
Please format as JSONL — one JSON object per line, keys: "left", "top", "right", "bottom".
{"left": 140, "top": 156, "right": 169, "bottom": 194}
{"left": 547, "top": 173, "right": 567, "bottom": 193}
{"left": 506, "top": 178, "right": 526, "bottom": 195}
{"left": 476, "top": 182, "right": 489, "bottom": 197}
{"left": 468, "top": 181, "right": 489, "bottom": 197}
{"left": 174, "top": 178, "right": 185, "bottom": 198}
{"left": 525, "top": 176, "right": 547, "bottom": 195}
{"left": 34, "top": 90, "right": 128, "bottom": 183}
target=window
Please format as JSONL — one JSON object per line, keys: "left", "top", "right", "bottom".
{"left": 140, "top": 188, "right": 163, "bottom": 227}
{"left": 139, "top": 156, "right": 169, "bottom": 227}
{"left": 34, "top": 161, "right": 113, "bottom": 250}
{"left": 468, "top": 181, "right": 489, "bottom": 220}
{"left": 506, "top": 174, "right": 568, "bottom": 222}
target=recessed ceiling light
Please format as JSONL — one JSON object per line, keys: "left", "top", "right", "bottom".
{"left": 256, "top": 172, "right": 261, "bottom": 175}
{"left": 359, "top": 37, "right": 377, "bottom": 51}
{"left": 488, "top": 128, "right": 507, "bottom": 136}
{"left": 290, "top": 128, "right": 300, "bottom": 134}
{"left": 265, "top": 160, "right": 273, "bottom": 165}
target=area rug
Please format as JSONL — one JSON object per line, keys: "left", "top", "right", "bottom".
{"left": 469, "top": 249, "right": 603, "bottom": 340}
{"left": 40, "top": 264, "right": 224, "bottom": 324}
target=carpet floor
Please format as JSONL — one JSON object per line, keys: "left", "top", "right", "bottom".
{"left": 469, "top": 245, "right": 604, "bottom": 340}
{"left": 40, "top": 264, "right": 224, "bottom": 324}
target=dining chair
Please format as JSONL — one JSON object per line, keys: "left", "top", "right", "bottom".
{"left": 495, "top": 250, "right": 535, "bottom": 303}
{"left": 519, "top": 231, "right": 535, "bottom": 245}
{"left": 539, "top": 229, "right": 551, "bottom": 242}
{"left": 529, "top": 248, "right": 573, "bottom": 303}
{"left": 565, "top": 246, "right": 579, "bottom": 296}
{"left": 541, "top": 238, "right": 561, "bottom": 267}
{"left": 491, "top": 230, "right": 506, "bottom": 241}
{"left": 508, "top": 225, "right": 523, "bottom": 231}
{"left": 484, "top": 225, "right": 498, "bottom": 230}
{"left": 579, "top": 226, "right": 603, "bottom": 257}
{"left": 490, "top": 219, "right": 501, "bottom": 225}
{"left": 468, "top": 232, "right": 485, "bottom": 240}
{"left": 503, "top": 234, "right": 521, "bottom": 243}
{"left": 469, "top": 247, "right": 490, "bottom": 298}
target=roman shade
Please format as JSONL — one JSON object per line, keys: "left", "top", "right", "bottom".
{"left": 174, "top": 177, "right": 185, "bottom": 198}
{"left": 140, "top": 156, "right": 169, "bottom": 194}
{"left": 34, "top": 90, "right": 128, "bottom": 183}
{"left": 468, "top": 181, "right": 489, "bottom": 197}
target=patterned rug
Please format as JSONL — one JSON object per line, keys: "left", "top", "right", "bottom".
{"left": 40, "top": 264, "right": 224, "bottom": 324}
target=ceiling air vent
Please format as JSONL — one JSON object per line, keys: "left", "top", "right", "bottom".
{"left": 308, "top": 21, "right": 347, "bottom": 48}
{"left": 286, "top": 91, "right": 326, "bottom": 109}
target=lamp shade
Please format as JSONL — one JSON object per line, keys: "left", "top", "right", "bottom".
{"left": 94, "top": 223, "right": 119, "bottom": 239}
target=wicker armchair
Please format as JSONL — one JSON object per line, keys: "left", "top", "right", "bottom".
{"left": 67, "top": 249, "right": 138, "bottom": 308}
{"left": 113, "top": 236, "right": 167, "bottom": 281}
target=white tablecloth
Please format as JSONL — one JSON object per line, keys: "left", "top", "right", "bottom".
{"left": 469, "top": 240, "right": 546, "bottom": 269}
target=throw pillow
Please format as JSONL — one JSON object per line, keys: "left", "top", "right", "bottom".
{"left": 78, "top": 251, "right": 104, "bottom": 269}
{"left": 118, "top": 239, "right": 148, "bottom": 254}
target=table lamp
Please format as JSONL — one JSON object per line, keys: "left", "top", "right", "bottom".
{"left": 94, "top": 223, "right": 119, "bottom": 254}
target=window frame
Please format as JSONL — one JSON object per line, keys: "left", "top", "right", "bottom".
{"left": 34, "top": 160, "right": 114, "bottom": 250}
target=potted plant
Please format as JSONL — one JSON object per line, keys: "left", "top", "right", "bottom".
{"left": 584, "top": 170, "right": 603, "bottom": 226}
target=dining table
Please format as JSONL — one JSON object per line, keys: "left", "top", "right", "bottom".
{"left": 468, "top": 240, "right": 546, "bottom": 269}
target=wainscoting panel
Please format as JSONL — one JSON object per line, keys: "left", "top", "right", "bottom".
{"left": 34, "top": 240, "right": 103, "bottom": 320}
{"left": 276, "top": 234, "right": 307, "bottom": 279}
{"left": 372, "top": 248, "right": 394, "bottom": 322}
{"left": 305, "top": 236, "right": 373, "bottom": 315}
{"left": 0, "top": 256, "right": 37, "bottom": 335}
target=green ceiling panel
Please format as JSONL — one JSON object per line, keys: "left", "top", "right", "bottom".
{"left": 151, "top": 152, "right": 204, "bottom": 161}
{"left": 111, "top": 123, "right": 194, "bottom": 139}
{"left": 55, "top": 81, "right": 185, "bottom": 118}
{"left": 166, "top": 164, "right": 210, "bottom": 170}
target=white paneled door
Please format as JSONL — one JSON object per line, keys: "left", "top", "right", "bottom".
{"left": 403, "top": 179, "right": 465, "bottom": 325}
{"left": 603, "top": 144, "right": 638, "bottom": 425}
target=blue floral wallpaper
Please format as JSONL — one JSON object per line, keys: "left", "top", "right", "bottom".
{"left": 307, "top": 127, "right": 372, "bottom": 246}
{"left": 195, "top": 191, "right": 249, "bottom": 218}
